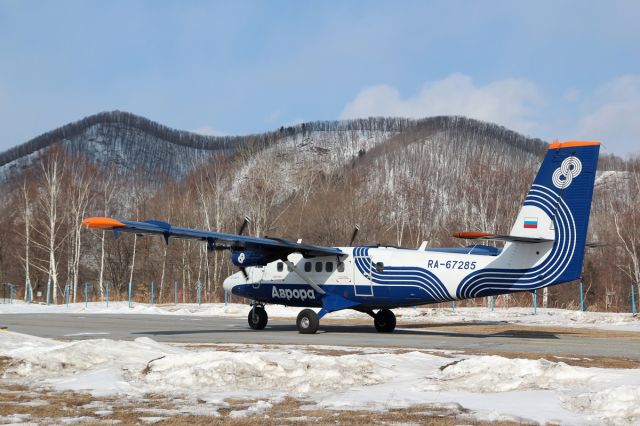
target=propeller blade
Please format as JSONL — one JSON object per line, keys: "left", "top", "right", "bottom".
{"left": 238, "top": 216, "right": 251, "bottom": 236}
{"left": 349, "top": 224, "right": 360, "bottom": 246}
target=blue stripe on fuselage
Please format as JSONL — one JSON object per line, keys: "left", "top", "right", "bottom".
{"left": 230, "top": 282, "right": 444, "bottom": 309}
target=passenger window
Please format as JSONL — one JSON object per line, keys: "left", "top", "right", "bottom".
{"left": 326, "top": 262, "right": 333, "bottom": 272}
{"left": 277, "top": 262, "right": 283, "bottom": 272}
{"left": 376, "top": 262, "right": 384, "bottom": 273}
{"left": 315, "top": 261, "right": 322, "bottom": 272}
{"left": 287, "top": 263, "right": 293, "bottom": 272}
{"left": 337, "top": 262, "right": 345, "bottom": 272}
{"left": 304, "top": 262, "right": 312, "bottom": 272}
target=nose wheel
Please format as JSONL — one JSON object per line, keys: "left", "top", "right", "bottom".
{"left": 248, "top": 304, "right": 268, "bottom": 329}
{"left": 374, "top": 309, "right": 396, "bottom": 332}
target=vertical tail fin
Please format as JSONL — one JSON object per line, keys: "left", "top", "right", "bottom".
{"left": 510, "top": 141, "right": 600, "bottom": 283}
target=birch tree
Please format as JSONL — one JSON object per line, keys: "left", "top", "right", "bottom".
{"left": 19, "top": 178, "right": 34, "bottom": 301}
{"left": 97, "top": 169, "right": 117, "bottom": 300}
{"left": 33, "top": 151, "right": 65, "bottom": 304}
{"left": 68, "top": 158, "right": 95, "bottom": 301}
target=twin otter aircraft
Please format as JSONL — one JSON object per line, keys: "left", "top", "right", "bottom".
{"left": 83, "top": 141, "right": 600, "bottom": 334}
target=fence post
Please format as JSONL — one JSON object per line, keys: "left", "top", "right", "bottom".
{"left": 490, "top": 296, "right": 494, "bottom": 312}
{"left": 579, "top": 280, "right": 584, "bottom": 312}
{"left": 151, "top": 281, "right": 154, "bottom": 306}
{"left": 46, "top": 279, "right": 51, "bottom": 306}
{"left": 224, "top": 290, "right": 228, "bottom": 306}
{"left": 65, "top": 284, "right": 69, "bottom": 308}
{"left": 452, "top": 301, "right": 456, "bottom": 312}
{"left": 174, "top": 281, "right": 177, "bottom": 305}
{"left": 27, "top": 285, "right": 31, "bottom": 304}
{"left": 2, "top": 284, "right": 5, "bottom": 304}
{"left": 106, "top": 283, "right": 109, "bottom": 308}
{"left": 197, "top": 281, "right": 201, "bottom": 306}
{"left": 632, "top": 282, "right": 636, "bottom": 317}
{"left": 533, "top": 291, "right": 537, "bottom": 315}
{"left": 9, "top": 284, "right": 14, "bottom": 304}
{"left": 84, "top": 282, "right": 88, "bottom": 309}
{"left": 128, "top": 280, "right": 132, "bottom": 308}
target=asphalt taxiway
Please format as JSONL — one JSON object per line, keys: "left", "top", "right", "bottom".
{"left": 2, "top": 313, "right": 639, "bottom": 361}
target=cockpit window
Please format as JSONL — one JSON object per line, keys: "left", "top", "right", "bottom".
{"left": 337, "top": 261, "right": 345, "bottom": 272}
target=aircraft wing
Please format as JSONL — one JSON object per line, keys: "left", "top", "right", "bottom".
{"left": 82, "top": 217, "right": 343, "bottom": 258}
{"left": 453, "top": 232, "right": 553, "bottom": 244}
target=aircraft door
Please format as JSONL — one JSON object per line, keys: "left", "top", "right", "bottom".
{"left": 353, "top": 254, "right": 374, "bottom": 296}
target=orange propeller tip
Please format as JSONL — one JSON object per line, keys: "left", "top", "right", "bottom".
{"left": 453, "top": 232, "right": 494, "bottom": 239}
{"left": 82, "top": 217, "right": 125, "bottom": 229}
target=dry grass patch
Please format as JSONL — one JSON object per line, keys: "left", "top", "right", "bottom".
{"left": 461, "top": 350, "right": 640, "bottom": 369}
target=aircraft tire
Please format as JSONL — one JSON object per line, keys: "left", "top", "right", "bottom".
{"left": 296, "top": 309, "right": 319, "bottom": 334}
{"left": 248, "top": 306, "right": 268, "bottom": 330}
{"left": 374, "top": 309, "right": 396, "bottom": 333}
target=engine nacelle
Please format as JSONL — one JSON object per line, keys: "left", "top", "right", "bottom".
{"left": 231, "top": 250, "right": 278, "bottom": 267}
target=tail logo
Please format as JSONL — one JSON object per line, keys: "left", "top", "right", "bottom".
{"left": 552, "top": 156, "right": 582, "bottom": 189}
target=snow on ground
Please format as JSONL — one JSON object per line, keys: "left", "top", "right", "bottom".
{"left": 1, "top": 331, "right": 640, "bottom": 425}
{"left": 2, "top": 300, "right": 639, "bottom": 332}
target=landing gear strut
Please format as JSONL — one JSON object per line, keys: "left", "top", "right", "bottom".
{"left": 296, "top": 309, "right": 320, "bottom": 334}
{"left": 248, "top": 303, "right": 268, "bottom": 330}
{"left": 374, "top": 309, "right": 396, "bottom": 333}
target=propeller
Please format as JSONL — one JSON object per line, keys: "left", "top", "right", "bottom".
{"left": 240, "top": 267, "right": 249, "bottom": 280}
{"left": 238, "top": 216, "right": 251, "bottom": 236}
{"left": 349, "top": 224, "right": 360, "bottom": 246}
{"left": 235, "top": 216, "right": 252, "bottom": 280}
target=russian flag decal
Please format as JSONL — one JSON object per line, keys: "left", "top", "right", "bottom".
{"left": 524, "top": 217, "right": 538, "bottom": 229}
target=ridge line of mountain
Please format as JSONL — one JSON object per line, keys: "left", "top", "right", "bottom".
{"left": 0, "top": 111, "right": 548, "bottom": 169}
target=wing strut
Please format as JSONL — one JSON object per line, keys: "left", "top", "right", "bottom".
{"left": 284, "top": 259, "right": 326, "bottom": 295}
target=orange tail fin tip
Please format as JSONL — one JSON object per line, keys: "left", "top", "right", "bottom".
{"left": 548, "top": 140, "right": 600, "bottom": 150}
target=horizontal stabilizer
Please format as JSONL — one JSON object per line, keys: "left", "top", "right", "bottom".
{"left": 453, "top": 231, "right": 553, "bottom": 244}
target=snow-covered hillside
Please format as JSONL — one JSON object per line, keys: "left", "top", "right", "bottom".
{"left": 230, "top": 129, "right": 397, "bottom": 204}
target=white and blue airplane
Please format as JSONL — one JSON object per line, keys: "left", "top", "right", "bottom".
{"left": 83, "top": 140, "right": 600, "bottom": 334}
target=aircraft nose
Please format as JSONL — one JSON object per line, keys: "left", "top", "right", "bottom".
{"left": 223, "top": 271, "right": 244, "bottom": 293}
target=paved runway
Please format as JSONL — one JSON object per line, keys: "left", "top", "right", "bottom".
{"left": 2, "top": 313, "right": 639, "bottom": 360}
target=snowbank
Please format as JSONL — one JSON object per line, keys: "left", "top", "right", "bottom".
{"left": 1, "top": 331, "right": 640, "bottom": 425}
{"left": 2, "top": 301, "right": 639, "bottom": 332}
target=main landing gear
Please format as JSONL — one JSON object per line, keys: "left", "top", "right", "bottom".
{"left": 372, "top": 309, "right": 396, "bottom": 333}
{"left": 296, "top": 309, "right": 320, "bottom": 334}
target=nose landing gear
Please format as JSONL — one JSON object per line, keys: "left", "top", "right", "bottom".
{"left": 248, "top": 303, "right": 268, "bottom": 329}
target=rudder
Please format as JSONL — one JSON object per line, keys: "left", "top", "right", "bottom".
{"left": 510, "top": 141, "right": 600, "bottom": 284}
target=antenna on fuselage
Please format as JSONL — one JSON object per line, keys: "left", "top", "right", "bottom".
{"left": 349, "top": 225, "right": 360, "bottom": 246}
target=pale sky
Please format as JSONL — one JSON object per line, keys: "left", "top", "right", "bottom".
{"left": 1, "top": 0, "right": 639, "bottom": 155}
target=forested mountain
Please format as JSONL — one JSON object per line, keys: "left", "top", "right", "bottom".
{"left": 0, "top": 111, "right": 637, "bottom": 313}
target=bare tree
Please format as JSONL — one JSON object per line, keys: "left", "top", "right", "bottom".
{"left": 97, "top": 169, "right": 117, "bottom": 300}
{"left": 68, "top": 157, "right": 95, "bottom": 301}
{"left": 32, "top": 150, "right": 65, "bottom": 304}
{"left": 19, "top": 178, "right": 34, "bottom": 301}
